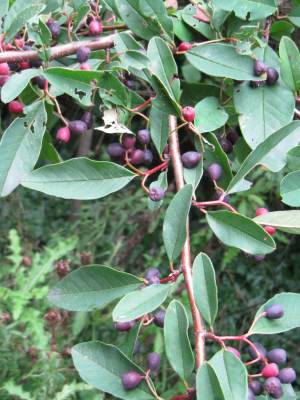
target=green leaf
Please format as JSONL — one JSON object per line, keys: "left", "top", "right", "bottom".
{"left": 196, "top": 363, "right": 225, "bottom": 400}
{"left": 119, "top": 321, "right": 142, "bottom": 359}
{"left": 163, "top": 184, "right": 193, "bottom": 262}
{"left": 150, "top": 107, "right": 169, "bottom": 154}
{"left": 254, "top": 211, "right": 300, "bottom": 235}
{"left": 164, "top": 300, "right": 194, "bottom": 381}
{"left": 72, "top": 341, "right": 152, "bottom": 399}
{"left": 234, "top": 46, "right": 295, "bottom": 149}
{"left": 1, "top": 69, "right": 40, "bottom": 103}
{"left": 21, "top": 158, "right": 135, "bottom": 200}
{"left": 181, "top": 5, "right": 215, "bottom": 39}
{"left": 280, "top": 171, "right": 300, "bottom": 207}
{"left": 206, "top": 211, "right": 276, "bottom": 255}
{"left": 150, "top": 74, "right": 181, "bottom": 115}
{"left": 0, "top": 101, "right": 47, "bottom": 197}
{"left": 287, "top": 145, "right": 300, "bottom": 169}
{"left": 0, "top": 0, "right": 8, "bottom": 18}
{"left": 48, "top": 266, "right": 142, "bottom": 311}
{"left": 38, "top": 18, "right": 51, "bottom": 46}
{"left": 212, "top": 0, "right": 277, "bottom": 21}
{"left": 288, "top": 5, "right": 300, "bottom": 27}
{"left": 186, "top": 43, "right": 260, "bottom": 80}
{"left": 113, "top": 284, "right": 171, "bottom": 322}
{"left": 279, "top": 36, "right": 300, "bottom": 92}
{"left": 209, "top": 350, "right": 248, "bottom": 400}
{"left": 194, "top": 97, "right": 228, "bottom": 134}
{"left": 193, "top": 253, "right": 218, "bottom": 327}
{"left": 139, "top": 0, "right": 174, "bottom": 40}
{"left": 226, "top": 121, "right": 300, "bottom": 194}
{"left": 250, "top": 293, "right": 300, "bottom": 335}
{"left": 184, "top": 158, "right": 203, "bottom": 191}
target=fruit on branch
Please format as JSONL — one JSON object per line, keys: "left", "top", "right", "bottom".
{"left": 153, "top": 309, "right": 165, "bottom": 328}
{"left": 264, "top": 226, "right": 276, "bottom": 236}
{"left": 278, "top": 367, "right": 296, "bottom": 383}
{"left": 262, "top": 363, "right": 279, "bottom": 378}
{"left": 182, "top": 106, "right": 195, "bottom": 122}
{"left": 149, "top": 186, "right": 165, "bottom": 202}
{"left": 267, "top": 349, "right": 287, "bottom": 365}
{"left": 0, "top": 75, "right": 9, "bottom": 86}
{"left": 114, "top": 320, "right": 136, "bottom": 331}
{"left": 256, "top": 207, "right": 269, "bottom": 217}
{"left": 0, "top": 62, "right": 10, "bottom": 75}
{"left": 177, "top": 42, "right": 193, "bottom": 52}
{"left": 145, "top": 267, "right": 161, "bottom": 285}
{"left": 227, "top": 347, "right": 241, "bottom": 358}
{"left": 81, "top": 111, "right": 93, "bottom": 129}
{"left": 76, "top": 46, "right": 91, "bottom": 63}
{"left": 8, "top": 100, "right": 24, "bottom": 114}
{"left": 69, "top": 120, "right": 88, "bottom": 134}
{"left": 130, "top": 149, "right": 144, "bottom": 165}
{"left": 122, "top": 134, "right": 136, "bottom": 150}
{"left": 248, "top": 342, "right": 267, "bottom": 359}
{"left": 207, "top": 163, "right": 222, "bottom": 181}
{"left": 32, "top": 76, "right": 46, "bottom": 89}
{"left": 143, "top": 149, "right": 153, "bottom": 166}
{"left": 181, "top": 151, "right": 202, "bottom": 169}
{"left": 19, "top": 61, "right": 30, "bottom": 70}
{"left": 254, "top": 59, "right": 268, "bottom": 76}
{"left": 89, "top": 19, "right": 103, "bottom": 36}
{"left": 146, "top": 352, "right": 161, "bottom": 371}
{"left": 266, "top": 68, "right": 279, "bottom": 86}
{"left": 219, "top": 137, "right": 233, "bottom": 154}
{"left": 80, "top": 62, "right": 91, "bottom": 70}
{"left": 121, "top": 371, "right": 144, "bottom": 390}
{"left": 80, "top": 251, "right": 92, "bottom": 265}
{"left": 249, "top": 380, "right": 263, "bottom": 396}
{"left": 247, "top": 388, "right": 255, "bottom": 400}
{"left": 56, "top": 126, "right": 71, "bottom": 143}
{"left": 137, "top": 129, "right": 151, "bottom": 145}
{"left": 107, "top": 143, "right": 125, "bottom": 159}
{"left": 46, "top": 19, "right": 61, "bottom": 39}
{"left": 265, "top": 304, "right": 284, "bottom": 319}
{"left": 264, "top": 377, "right": 283, "bottom": 399}
{"left": 55, "top": 259, "right": 71, "bottom": 277}
{"left": 250, "top": 80, "right": 265, "bottom": 89}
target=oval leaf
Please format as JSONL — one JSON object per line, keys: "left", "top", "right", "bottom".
{"left": 254, "top": 210, "right": 300, "bottom": 235}
{"left": 48, "top": 266, "right": 142, "bottom": 311}
{"left": 212, "top": 0, "right": 277, "bottom": 21}
{"left": 206, "top": 210, "right": 276, "bottom": 255}
{"left": 279, "top": 36, "right": 300, "bottom": 92}
{"left": 196, "top": 363, "right": 225, "bottom": 400}
{"left": 164, "top": 300, "right": 194, "bottom": 381}
{"left": 194, "top": 97, "right": 228, "bottom": 134}
{"left": 280, "top": 171, "right": 300, "bottom": 207}
{"left": 1, "top": 69, "right": 40, "bottom": 103}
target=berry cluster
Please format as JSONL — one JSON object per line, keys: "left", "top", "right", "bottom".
{"left": 251, "top": 59, "right": 279, "bottom": 88}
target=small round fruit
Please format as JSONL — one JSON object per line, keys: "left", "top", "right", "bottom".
{"left": 149, "top": 186, "right": 165, "bottom": 202}
{"left": 56, "top": 260, "right": 70, "bottom": 277}
{"left": 227, "top": 127, "right": 240, "bottom": 145}
{"left": 267, "top": 349, "right": 287, "bottom": 365}
{"left": 266, "top": 68, "right": 279, "bottom": 86}
{"left": 265, "top": 304, "right": 284, "bottom": 320}
{"left": 208, "top": 163, "right": 222, "bottom": 181}
{"left": 22, "top": 256, "right": 32, "bottom": 267}
{"left": 80, "top": 62, "right": 91, "bottom": 70}
{"left": 19, "top": 61, "right": 30, "bottom": 70}
{"left": 137, "top": 129, "right": 151, "bottom": 145}
{"left": 254, "top": 59, "right": 267, "bottom": 76}
{"left": 46, "top": 19, "right": 61, "bottom": 38}
{"left": 68, "top": 120, "right": 88, "bottom": 134}
{"left": 0, "top": 62, "right": 10, "bottom": 75}
{"left": 0, "top": 75, "right": 9, "bottom": 86}
{"left": 182, "top": 106, "right": 195, "bottom": 122}
{"left": 250, "top": 80, "right": 265, "bottom": 89}
{"left": 89, "top": 19, "right": 103, "bottom": 36}
{"left": 32, "top": 76, "right": 46, "bottom": 89}
{"left": 177, "top": 42, "right": 193, "bottom": 52}
{"left": 264, "top": 226, "right": 276, "bottom": 236}
{"left": 121, "top": 371, "right": 143, "bottom": 390}
{"left": 8, "top": 100, "right": 24, "bottom": 114}
{"left": 181, "top": 151, "right": 201, "bottom": 169}
{"left": 114, "top": 320, "right": 135, "bottom": 332}
{"left": 145, "top": 268, "right": 160, "bottom": 280}
{"left": 249, "top": 380, "right": 263, "bottom": 396}
{"left": 256, "top": 207, "right": 269, "bottom": 217}
{"left": 122, "top": 134, "right": 136, "bottom": 150}
{"left": 147, "top": 353, "right": 161, "bottom": 371}
{"left": 76, "top": 46, "right": 91, "bottom": 63}
{"left": 262, "top": 363, "right": 279, "bottom": 378}
{"left": 264, "top": 377, "right": 283, "bottom": 399}
{"left": 220, "top": 137, "right": 233, "bottom": 154}
{"left": 247, "top": 388, "right": 255, "bottom": 400}
{"left": 130, "top": 149, "right": 144, "bottom": 165}
{"left": 107, "top": 143, "right": 125, "bottom": 159}
{"left": 153, "top": 309, "right": 165, "bottom": 328}
{"left": 56, "top": 127, "right": 71, "bottom": 143}
{"left": 227, "top": 347, "right": 241, "bottom": 359}
{"left": 248, "top": 342, "right": 267, "bottom": 359}
{"left": 278, "top": 367, "right": 296, "bottom": 384}
{"left": 81, "top": 111, "right": 93, "bottom": 129}
{"left": 143, "top": 149, "right": 153, "bottom": 166}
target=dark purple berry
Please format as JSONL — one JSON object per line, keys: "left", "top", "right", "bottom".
{"left": 250, "top": 80, "right": 265, "bottom": 89}
{"left": 147, "top": 353, "right": 161, "bottom": 371}
{"left": 153, "top": 309, "right": 165, "bottom": 328}
{"left": 69, "top": 120, "right": 87, "bottom": 134}
{"left": 121, "top": 371, "right": 143, "bottom": 390}
{"left": 247, "top": 388, "right": 255, "bottom": 400}
{"left": 227, "top": 127, "right": 240, "bottom": 145}
{"left": 145, "top": 268, "right": 160, "bottom": 281}
{"left": 266, "top": 68, "right": 279, "bottom": 86}
{"left": 122, "top": 134, "right": 136, "bottom": 150}
{"left": 265, "top": 377, "right": 283, "bottom": 399}
{"left": 130, "top": 149, "right": 144, "bottom": 165}
{"left": 254, "top": 59, "right": 267, "bottom": 76}
{"left": 76, "top": 46, "right": 91, "bottom": 63}
{"left": 137, "top": 129, "right": 151, "bottom": 145}
{"left": 278, "top": 367, "right": 296, "bottom": 384}
{"left": 32, "top": 76, "right": 46, "bottom": 89}
{"left": 181, "top": 151, "right": 202, "bottom": 169}
{"left": 143, "top": 149, "right": 153, "bottom": 166}
{"left": 149, "top": 186, "right": 165, "bottom": 202}
{"left": 265, "top": 304, "right": 284, "bottom": 320}
{"left": 219, "top": 137, "right": 233, "bottom": 153}
{"left": 46, "top": 19, "right": 61, "bottom": 38}
{"left": 81, "top": 111, "right": 93, "bottom": 129}
{"left": 249, "top": 380, "right": 263, "bottom": 396}
{"left": 207, "top": 163, "right": 222, "bottom": 181}
{"left": 30, "top": 59, "right": 43, "bottom": 68}
{"left": 248, "top": 342, "right": 267, "bottom": 359}
{"left": 107, "top": 143, "right": 125, "bottom": 159}
{"left": 115, "top": 320, "right": 136, "bottom": 332}
{"left": 267, "top": 349, "right": 287, "bottom": 365}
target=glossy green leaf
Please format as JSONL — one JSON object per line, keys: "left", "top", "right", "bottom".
{"left": 196, "top": 363, "right": 225, "bottom": 400}
{"left": 186, "top": 43, "right": 260, "bottom": 80}
{"left": 279, "top": 36, "right": 300, "bottom": 92}
{"left": 287, "top": 145, "right": 300, "bottom": 169}
{"left": 0, "top": 101, "right": 47, "bottom": 197}
{"left": 209, "top": 350, "right": 248, "bottom": 400}
{"left": 227, "top": 121, "right": 300, "bottom": 194}
{"left": 72, "top": 341, "right": 152, "bottom": 399}
{"left": 21, "top": 158, "right": 135, "bottom": 200}
{"left": 194, "top": 97, "right": 228, "bottom": 134}
{"left": 280, "top": 171, "right": 300, "bottom": 207}
{"left": 48, "top": 266, "right": 142, "bottom": 311}
{"left": 150, "top": 74, "right": 181, "bottom": 115}
{"left": 113, "top": 284, "right": 171, "bottom": 322}
{"left": 250, "top": 293, "right": 300, "bottom": 335}
{"left": 234, "top": 46, "right": 295, "bottom": 149}
{"left": 139, "top": 0, "right": 173, "bottom": 39}
{"left": 184, "top": 158, "right": 203, "bottom": 191}
{"left": 150, "top": 107, "right": 169, "bottom": 154}
{"left": 1, "top": 69, "right": 40, "bottom": 103}
{"left": 254, "top": 211, "right": 300, "bottom": 235}
{"left": 164, "top": 300, "right": 194, "bottom": 381}
{"left": 163, "top": 184, "right": 193, "bottom": 262}
{"left": 206, "top": 211, "right": 276, "bottom": 255}
{"left": 212, "top": 0, "right": 277, "bottom": 21}
{"left": 193, "top": 253, "right": 218, "bottom": 327}
{"left": 288, "top": 5, "right": 300, "bottom": 27}
{"left": 181, "top": 5, "right": 214, "bottom": 39}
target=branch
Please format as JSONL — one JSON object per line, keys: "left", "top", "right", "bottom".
{"left": 168, "top": 115, "right": 205, "bottom": 368}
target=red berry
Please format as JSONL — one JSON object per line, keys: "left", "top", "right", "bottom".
{"left": 0, "top": 75, "right": 9, "bottom": 87}
{"left": 122, "top": 134, "right": 136, "bottom": 149}
{"left": 0, "top": 62, "right": 10, "bottom": 75}
{"left": 15, "top": 37, "right": 25, "bottom": 49}
{"left": 19, "top": 61, "right": 30, "bottom": 70}
{"left": 264, "top": 226, "right": 276, "bottom": 236}
{"left": 256, "top": 207, "right": 269, "bottom": 217}
{"left": 182, "top": 106, "right": 195, "bottom": 122}
{"left": 262, "top": 363, "right": 279, "bottom": 378}
{"left": 89, "top": 20, "right": 103, "bottom": 36}
{"left": 177, "top": 42, "right": 193, "bottom": 52}
{"left": 56, "top": 127, "right": 71, "bottom": 143}
{"left": 80, "top": 62, "right": 91, "bottom": 71}
{"left": 8, "top": 101, "right": 24, "bottom": 114}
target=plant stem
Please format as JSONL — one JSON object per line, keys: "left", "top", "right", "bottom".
{"left": 168, "top": 115, "right": 205, "bottom": 368}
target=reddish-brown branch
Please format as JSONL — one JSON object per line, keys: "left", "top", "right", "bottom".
{"left": 193, "top": 200, "right": 237, "bottom": 213}
{"left": 169, "top": 115, "right": 205, "bottom": 368}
